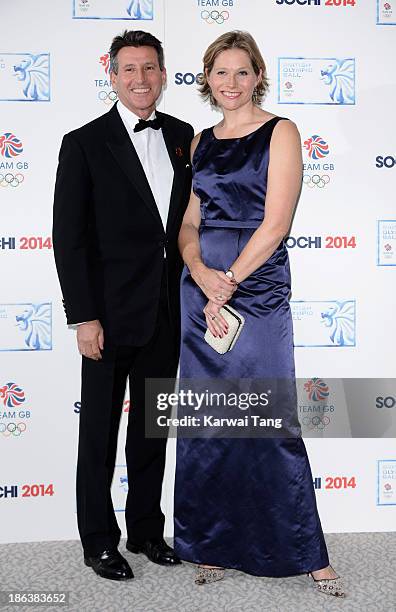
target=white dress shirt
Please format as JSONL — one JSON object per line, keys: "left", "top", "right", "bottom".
{"left": 117, "top": 99, "right": 174, "bottom": 231}
{"left": 70, "top": 100, "right": 173, "bottom": 328}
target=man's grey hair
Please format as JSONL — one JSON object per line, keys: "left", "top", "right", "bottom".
{"left": 109, "top": 30, "right": 165, "bottom": 74}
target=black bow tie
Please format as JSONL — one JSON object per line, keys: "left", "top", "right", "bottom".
{"left": 134, "top": 115, "right": 164, "bottom": 133}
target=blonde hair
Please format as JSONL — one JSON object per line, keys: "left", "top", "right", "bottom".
{"left": 199, "top": 31, "right": 269, "bottom": 107}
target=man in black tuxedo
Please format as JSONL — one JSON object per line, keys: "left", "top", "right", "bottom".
{"left": 53, "top": 30, "right": 194, "bottom": 580}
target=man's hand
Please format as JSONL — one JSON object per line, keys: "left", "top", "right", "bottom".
{"left": 77, "top": 320, "right": 104, "bottom": 360}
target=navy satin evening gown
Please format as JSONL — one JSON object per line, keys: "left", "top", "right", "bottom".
{"left": 173, "top": 118, "right": 330, "bottom": 577}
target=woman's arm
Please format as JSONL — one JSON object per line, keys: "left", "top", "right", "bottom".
{"left": 227, "top": 120, "right": 302, "bottom": 284}
{"left": 178, "top": 134, "right": 236, "bottom": 306}
{"left": 178, "top": 133, "right": 204, "bottom": 274}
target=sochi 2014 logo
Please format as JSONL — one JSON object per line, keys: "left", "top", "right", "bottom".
{"left": 0, "top": 132, "right": 28, "bottom": 188}
{"left": 276, "top": 0, "right": 357, "bottom": 7}
{"left": 299, "top": 377, "right": 334, "bottom": 431}
{"left": 0, "top": 382, "right": 30, "bottom": 437}
{"left": 198, "top": 0, "right": 235, "bottom": 24}
{"left": 303, "top": 134, "right": 334, "bottom": 188}
{"left": 95, "top": 52, "right": 117, "bottom": 106}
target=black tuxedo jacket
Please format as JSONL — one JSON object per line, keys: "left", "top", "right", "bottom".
{"left": 53, "top": 103, "right": 194, "bottom": 346}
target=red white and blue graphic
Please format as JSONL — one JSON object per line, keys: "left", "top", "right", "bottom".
{"left": 298, "top": 378, "right": 333, "bottom": 433}
{"left": 302, "top": 134, "right": 334, "bottom": 188}
{"left": 0, "top": 132, "right": 26, "bottom": 187}
{"left": 0, "top": 382, "right": 25, "bottom": 408}
{"left": 95, "top": 52, "right": 117, "bottom": 105}
{"left": 99, "top": 53, "right": 110, "bottom": 75}
{"left": 0, "top": 133, "right": 23, "bottom": 158}
{"left": 0, "top": 381, "right": 30, "bottom": 438}
{"left": 304, "top": 378, "right": 330, "bottom": 402}
{"left": 304, "top": 135, "right": 329, "bottom": 160}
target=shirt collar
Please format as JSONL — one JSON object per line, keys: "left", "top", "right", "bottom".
{"left": 117, "top": 100, "right": 156, "bottom": 133}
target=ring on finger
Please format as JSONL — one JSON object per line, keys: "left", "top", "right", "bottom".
{"left": 211, "top": 315, "right": 217, "bottom": 321}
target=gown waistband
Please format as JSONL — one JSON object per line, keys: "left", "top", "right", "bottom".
{"left": 200, "top": 219, "right": 262, "bottom": 229}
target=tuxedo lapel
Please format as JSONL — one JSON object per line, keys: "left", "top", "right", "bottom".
{"left": 158, "top": 112, "right": 185, "bottom": 234}
{"left": 105, "top": 104, "right": 163, "bottom": 228}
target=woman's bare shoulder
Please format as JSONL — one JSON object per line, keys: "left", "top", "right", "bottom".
{"left": 272, "top": 118, "right": 301, "bottom": 143}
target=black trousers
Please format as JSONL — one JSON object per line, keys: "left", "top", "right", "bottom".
{"left": 76, "top": 264, "right": 179, "bottom": 556}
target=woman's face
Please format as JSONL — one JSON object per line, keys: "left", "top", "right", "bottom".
{"left": 207, "top": 48, "right": 261, "bottom": 111}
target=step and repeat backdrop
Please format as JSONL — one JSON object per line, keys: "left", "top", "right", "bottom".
{"left": 1, "top": 0, "right": 395, "bottom": 544}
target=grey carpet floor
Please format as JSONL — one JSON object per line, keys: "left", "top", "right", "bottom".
{"left": 0, "top": 533, "right": 394, "bottom": 612}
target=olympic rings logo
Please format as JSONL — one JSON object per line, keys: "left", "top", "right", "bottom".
{"left": 0, "top": 422, "right": 27, "bottom": 437}
{"left": 98, "top": 90, "right": 118, "bottom": 105}
{"left": 303, "top": 174, "right": 330, "bottom": 189}
{"left": 302, "top": 415, "right": 330, "bottom": 430}
{"left": 0, "top": 173, "right": 24, "bottom": 187}
{"left": 201, "top": 10, "right": 230, "bottom": 24}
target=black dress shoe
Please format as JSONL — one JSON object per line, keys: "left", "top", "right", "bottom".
{"left": 84, "top": 549, "right": 134, "bottom": 581}
{"left": 126, "top": 538, "right": 181, "bottom": 566}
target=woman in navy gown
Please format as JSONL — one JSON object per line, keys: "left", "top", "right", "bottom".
{"left": 174, "top": 31, "right": 344, "bottom": 597}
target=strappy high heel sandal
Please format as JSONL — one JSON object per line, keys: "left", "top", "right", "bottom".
{"left": 308, "top": 571, "right": 345, "bottom": 597}
{"left": 195, "top": 565, "right": 225, "bottom": 585}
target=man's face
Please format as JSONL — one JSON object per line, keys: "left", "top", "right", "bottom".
{"left": 110, "top": 45, "right": 166, "bottom": 118}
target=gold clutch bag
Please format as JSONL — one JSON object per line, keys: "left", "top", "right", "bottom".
{"left": 204, "top": 304, "right": 245, "bottom": 354}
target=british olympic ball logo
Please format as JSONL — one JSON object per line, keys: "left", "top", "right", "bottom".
{"left": 0, "top": 132, "right": 28, "bottom": 188}
{"left": 0, "top": 382, "right": 30, "bottom": 438}
{"left": 377, "top": 460, "right": 396, "bottom": 505}
{"left": 377, "top": 220, "right": 396, "bottom": 266}
{"left": 278, "top": 57, "right": 355, "bottom": 105}
{"left": 291, "top": 300, "right": 356, "bottom": 347}
{"left": 0, "top": 303, "right": 52, "bottom": 351}
{"left": 73, "top": 0, "right": 154, "bottom": 20}
{"left": 377, "top": 0, "right": 395, "bottom": 25}
{"left": 0, "top": 53, "right": 50, "bottom": 102}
